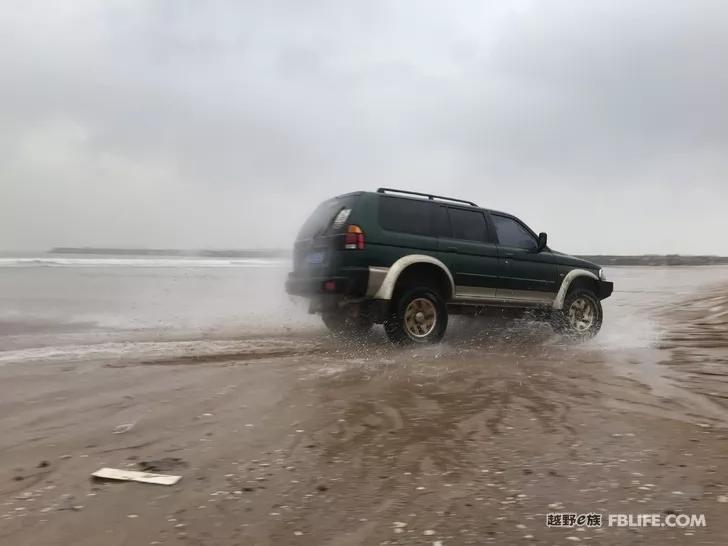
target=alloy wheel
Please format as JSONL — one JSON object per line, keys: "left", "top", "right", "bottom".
{"left": 404, "top": 297, "right": 437, "bottom": 338}
{"left": 567, "top": 296, "right": 596, "bottom": 332}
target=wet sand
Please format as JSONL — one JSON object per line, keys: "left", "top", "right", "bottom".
{"left": 2, "top": 269, "right": 728, "bottom": 545}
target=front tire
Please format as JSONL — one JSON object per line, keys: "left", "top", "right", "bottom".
{"left": 552, "top": 288, "right": 603, "bottom": 340}
{"left": 384, "top": 286, "right": 448, "bottom": 344}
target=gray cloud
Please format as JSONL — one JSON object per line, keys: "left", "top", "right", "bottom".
{"left": 1, "top": 0, "right": 726, "bottom": 253}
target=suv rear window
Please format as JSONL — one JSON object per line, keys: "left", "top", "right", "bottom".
{"left": 378, "top": 197, "right": 433, "bottom": 236}
{"left": 297, "top": 196, "right": 357, "bottom": 240}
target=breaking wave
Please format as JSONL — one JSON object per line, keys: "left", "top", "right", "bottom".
{"left": 0, "top": 257, "right": 288, "bottom": 268}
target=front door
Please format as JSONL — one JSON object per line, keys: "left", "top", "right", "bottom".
{"left": 489, "top": 213, "right": 559, "bottom": 304}
{"left": 438, "top": 206, "right": 499, "bottom": 301}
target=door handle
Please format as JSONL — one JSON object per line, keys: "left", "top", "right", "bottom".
{"left": 446, "top": 246, "right": 458, "bottom": 252}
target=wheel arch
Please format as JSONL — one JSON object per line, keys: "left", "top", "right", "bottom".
{"left": 553, "top": 269, "right": 599, "bottom": 310}
{"left": 373, "top": 255, "right": 454, "bottom": 301}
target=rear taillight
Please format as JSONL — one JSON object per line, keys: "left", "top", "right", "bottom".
{"left": 344, "top": 224, "right": 365, "bottom": 250}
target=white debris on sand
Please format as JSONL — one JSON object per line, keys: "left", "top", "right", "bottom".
{"left": 112, "top": 423, "right": 135, "bottom": 434}
{"left": 92, "top": 467, "right": 181, "bottom": 486}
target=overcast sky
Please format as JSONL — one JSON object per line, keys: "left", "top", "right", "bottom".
{"left": 1, "top": 1, "right": 727, "bottom": 254}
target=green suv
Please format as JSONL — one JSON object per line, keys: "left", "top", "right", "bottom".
{"left": 286, "top": 188, "right": 613, "bottom": 343}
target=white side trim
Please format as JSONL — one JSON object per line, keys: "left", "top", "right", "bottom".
{"left": 500, "top": 289, "right": 555, "bottom": 304}
{"left": 454, "top": 285, "right": 497, "bottom": 299}
{"left": 553, "top": 269, "right": 598, "bottom": 310}
{"left": 453, "top": 288, "right": 554, "bottom": 305}
{"left": 366, "top": 266, "right": 389, "bottom": 297}
{"left": 372, "top": 255, "right": 455, "bottom": 300}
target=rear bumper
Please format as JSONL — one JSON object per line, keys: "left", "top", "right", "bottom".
{"left": 305, "top": 297, "right": 391, "bottom": 323}
{"left": 285, "top": 267, "right": 369, "bottom": 297}
{"left": 285, "top": 267, "right": 392, "bottom": 323}
{"left": 597, "top": 280, "right": 614, "bottom": 300}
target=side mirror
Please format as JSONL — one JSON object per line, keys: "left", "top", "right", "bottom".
{"left": 537, "top": 232, "right": 548, "bottom": 251}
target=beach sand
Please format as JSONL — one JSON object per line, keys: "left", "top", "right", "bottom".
{"left": 1, "top": 266, "right": 728, "bottom": 545}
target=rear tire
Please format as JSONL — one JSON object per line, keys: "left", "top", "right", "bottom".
{"left": 384, "top": 286, "right": 448, "bottom": 344}
{"left": 322, "top": 308, "right": 374, "bottom": 338}
{"left": 552, "top": 288, "right": 603, "bottom": 340}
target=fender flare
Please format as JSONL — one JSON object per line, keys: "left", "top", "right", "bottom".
{"left": 553, "top": 269, "right": 599, "bottom": 310}
{"left": 373, "top": 255, "right": 455, "bottom": 301}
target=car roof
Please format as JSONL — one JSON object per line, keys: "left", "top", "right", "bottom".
{"left": 335, "top": 190, "right": 520, "bottom": 220}
{"left": 331, "top": 191, "right": 365, "bottom": 200}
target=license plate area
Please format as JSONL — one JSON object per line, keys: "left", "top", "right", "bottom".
{"left": 306, "top": 251, "right": 326, "bottom": 265}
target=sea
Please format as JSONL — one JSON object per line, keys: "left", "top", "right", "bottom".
{"left": 1, "top": 251, "right": 727, "bottom": 366}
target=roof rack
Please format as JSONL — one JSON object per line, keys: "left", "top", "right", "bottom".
{"left": 376, "top": 187, "right": 477, "bottom": 207}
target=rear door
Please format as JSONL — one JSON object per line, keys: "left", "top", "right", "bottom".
{"left": 489, "top": 212, "right": 559, "bottom": 304}
{"left": 438, "top": 206, "right": 499, "bottom": 300}
{"left": 293, "top": 195, "right": 359, "bottom": 277}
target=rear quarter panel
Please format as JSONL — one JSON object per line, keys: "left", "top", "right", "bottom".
{"left": 338, "top": 193, "right": 447, "bottom": 269}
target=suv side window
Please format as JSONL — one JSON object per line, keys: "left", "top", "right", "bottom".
{"left": 433, "top": 205, "right": 451, "bottom": 238}
{"left": 378, "top": 196, "right": 433, "bottom": 236}
{"left": 448, "top": 208, "right": 488, "bottom": 243}
{"left": 492, "top": 214, "right": 537, "bottom": 251}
